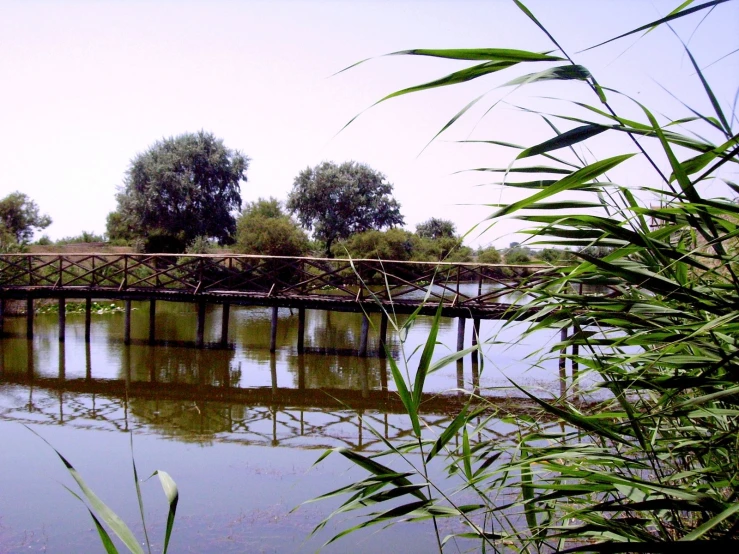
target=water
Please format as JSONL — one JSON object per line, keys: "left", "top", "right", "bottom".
{"left": 0, "top": 297, "right": 567, "bottom": 552}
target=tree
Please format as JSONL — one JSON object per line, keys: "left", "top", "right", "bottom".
{"left": 415, "top": 218, "right": 456, "bottom": 240}
{"left": 235, "top": 198, "right": 309, "bottom": 257}
{"left": 476, "top": 245, "right": 501, "bottom": 264}
{"left": 337, "top": 228, "right": 418, "bottom": 261}
{"left": 107, "top": 131, "right": 248, "bottom": 252}
{"left": 0, "top": 192, "right": 52, "bottom": 244}
{"left": 286, "top": 161, "right": 404, "bottom": 257}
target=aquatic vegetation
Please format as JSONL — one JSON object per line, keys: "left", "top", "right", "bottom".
{"left": 310, "top": 1, "right": 739, "bottom": 551}
{"left": 35, "top": 301, "right": 129, "bottom": 315}
{"left": 29, "top": 427, "right": 178, "bottom": 554}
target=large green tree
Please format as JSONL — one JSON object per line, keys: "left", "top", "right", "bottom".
{"left": 286, "top": 161, "right": 404, "bottom": 257}
{"left": 0, "top": 191, "right": 52, "bottom": 244}
{"left": 107, "top": 131, "right": 248, "bottom": 252}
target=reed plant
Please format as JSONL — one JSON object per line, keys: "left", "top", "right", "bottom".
{"left": 29, "top": 428, "right": 178, "bottom": 554}
{"left": 309, "top": 1, "right": 739, "bottom": 551}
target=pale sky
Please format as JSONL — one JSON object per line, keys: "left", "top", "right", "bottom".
{"left": 2, "top": 0, "right": 737, "bottom": 247}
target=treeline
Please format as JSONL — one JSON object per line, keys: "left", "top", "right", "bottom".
{"left": 2, "top": 131, "right": 589, "bottom": 264}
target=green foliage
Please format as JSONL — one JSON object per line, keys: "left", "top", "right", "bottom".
{"left": 415, "top": 236, "right": 473, "bottom": 262}
{"left": 35, "top": 301, "right": 127, "bottom": 315}
{"left": 476, "top": 245, "right": 501, "bottom": 264}
{"left": 287, "top": 161, "right": 404, "bottom": 256}
{"left": 185, "top": 236, "right": 216, "bottom": 254}
{"left": 235, "top": 198, "right": 309, "bottom": 257}
{"left": 311, "top": 1, "right": 739, "bottom": 550}
{"left": 35, "top": 234, "right": 53, "bottom": 246}
{"left": 108, "top": 131, "right": 248, "bottom": 252}
{"left": 0, "top": 191, "right": 52, "bottom": 244}
{"left": 56, "top": 231, "right": 106, "bottom": 244}
{"left": 415, "top": 217, "right": 456, "bottom": 239}
{"left": 0, "top": 224, "right": 23, "bottom": 253}
{"left": 537, "top": 247, "right": 568, "bottom": 263}
{"left": 503, "top": 244, "right": 531, "bottom": 264}
{"left": 30, "top": 428, "right": 178, "bottom": 554}
{"left": 335, "top": 228, "right": 418, "bottom": 260}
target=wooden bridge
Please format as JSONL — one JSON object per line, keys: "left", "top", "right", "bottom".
{"left": 0, "top": 253, "right": 555, "bottom": 355}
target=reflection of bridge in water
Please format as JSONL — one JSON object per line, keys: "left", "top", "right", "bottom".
{"left": 0, "top": 253, "right": 553, "bottom": 355}
{"left": 0, "top": 374, "right": 532, "bottom": 452}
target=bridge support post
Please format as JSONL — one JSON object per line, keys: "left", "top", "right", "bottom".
{"left": 124, "top": 300, "right": 132, "bottom": 345}
{"left": 270, "top": 307, "right": 278, "bottom": 352}
{"left": 378, "top": 313, "right": 388, "bottom": 358}
{"left": 85, "top": 342, "right": 92, "bottom": 380}
{"left": 0, "top": 298, "right": 4, "bottom": 336}
{"left": 196, "top": 300, "right": 206, "bottom": 348}
{"left": 270, "top": 353, "right": 277, "bottom": 394}
{"left": 85, "top": 297, "right": 92, "bottom": 343}
{"left": 456, "top": 359, "right": 464, "bottom": 395}
{"left": 359, "top": 314, "right": 369, "bottom": 357}
{"left": 297, "top": 308, "right": 306, "bottom": 354}
{"left": 559, "top": 327, "right": 568, "bottom": 399}
{"left": 456, "top": 317, "right": 466, "bottom": 352}
{"left": 471, "top": 318, "right": 480, "bottom": 364}
{"left": 58, "top": 298, "right": 65, "bottom": 342}
{"left": 148, "top": 299, "right": 156, "bottom": 345}
{"left": 572, "top": 341, "right": 579, "bottom": 398}
{"left": 26, "top": 298, "right": 34, "bottom": 339}
{"left": 220, "top": 302, "right": 230, "bottom": 347}
{"left": 58, "top": 341, "right": 65, "bottom": 379}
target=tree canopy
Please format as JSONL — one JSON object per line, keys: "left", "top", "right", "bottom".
{"left": 415, "top": 218, "right": 456, "bottom": 240}
{"left": 107, "top": 131, "right": 248, "bottom": 252}
{"left": 286, "top": 161, "right": 404, "bottom": 257}
{"left": 235, "top": 197, "right": 309, "bottom": 257}
{"left": 0, "top": 191, "right": 52, "bottom": 244}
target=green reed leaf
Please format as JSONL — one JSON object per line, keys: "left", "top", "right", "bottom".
{"left": 27, "top": 427, "right": 145, "bottom": 554}
{"left": 491, "top": 154, "right": 634, "bottom": 218}
{"left": 518, "top": 124, "right": 609, "bottom": 159}
{"left": 583, "top": 0, "right": 731, "bottom": 51}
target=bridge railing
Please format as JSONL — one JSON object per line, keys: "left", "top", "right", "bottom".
{"left": 0, "top": 253, "right": 556, "bottom": 306}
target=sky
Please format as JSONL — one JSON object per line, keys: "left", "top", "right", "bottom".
{"left": 2, "top": 0, "right": 738, "bottom": 248}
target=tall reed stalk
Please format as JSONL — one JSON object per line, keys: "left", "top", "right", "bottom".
{"left": 309, "top": 1, "right": 739, "bottom": 551}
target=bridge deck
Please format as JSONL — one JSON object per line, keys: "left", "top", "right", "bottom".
{"left": 0, "top": 253, "right": 553, "bottom": 319}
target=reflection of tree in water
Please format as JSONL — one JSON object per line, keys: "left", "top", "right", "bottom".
{"left": 124, "top": 343, "right": 241, "bottom": 387}
{"left": 127, "top": 399, "right": 250, "bottom": 444}
{"left": 285, "top": 353, "right": 386, "bottom": 392}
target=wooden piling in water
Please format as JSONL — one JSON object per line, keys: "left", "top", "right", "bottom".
{"left": 58, "top": 341, "right": 65, "bottom": 379}
{"left": 378, "top": 313, "right": 388, "bottom": 358}
{"left": 124, "top": 300, "right": 132, "bottom": 345}
{"left": 26, "top": 298, "right": 33, "bottom": 339}
{"left": 85, "top": 342, "right": 92, "bottom": 381}
{"left": 0, "top": 298, "right": 4, "bottom": 336}
{"left": 471, "top": 318, "right": 480, "bottom": 363}
{"left": 220, "top": 302, "right": 230, "bottom": 347}
{"left": 58, "top": 298, "right": 65, "bottom": 342}
{"left": 456, "top": 317, "right": 466, "bottom": 352}
{"left": 572, "top": 341, "right": 580, "bottom": 397}
{"left": 85, "top": 297, "right": 92, "bottom": 343}
{"left": 196, "top": 300, "right": 206, "bottom": 348}
{"left": 270, "top": 306, "right": 278, "bottom": 352}
{"left": 559, "top": 327, "right": 568, "bottom": 398}
{"left": 297, "top": 307, "right": 306, "bottom": 354}
{"left": 148, "top": 299, "right": 156, "bottom": 345}
{"left": 359, "top": 314, "right": 369, "bottom": 357}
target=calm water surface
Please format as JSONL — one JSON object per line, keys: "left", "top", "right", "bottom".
{"left": 0, "top": 294, "right": 565, "bottom": 552}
